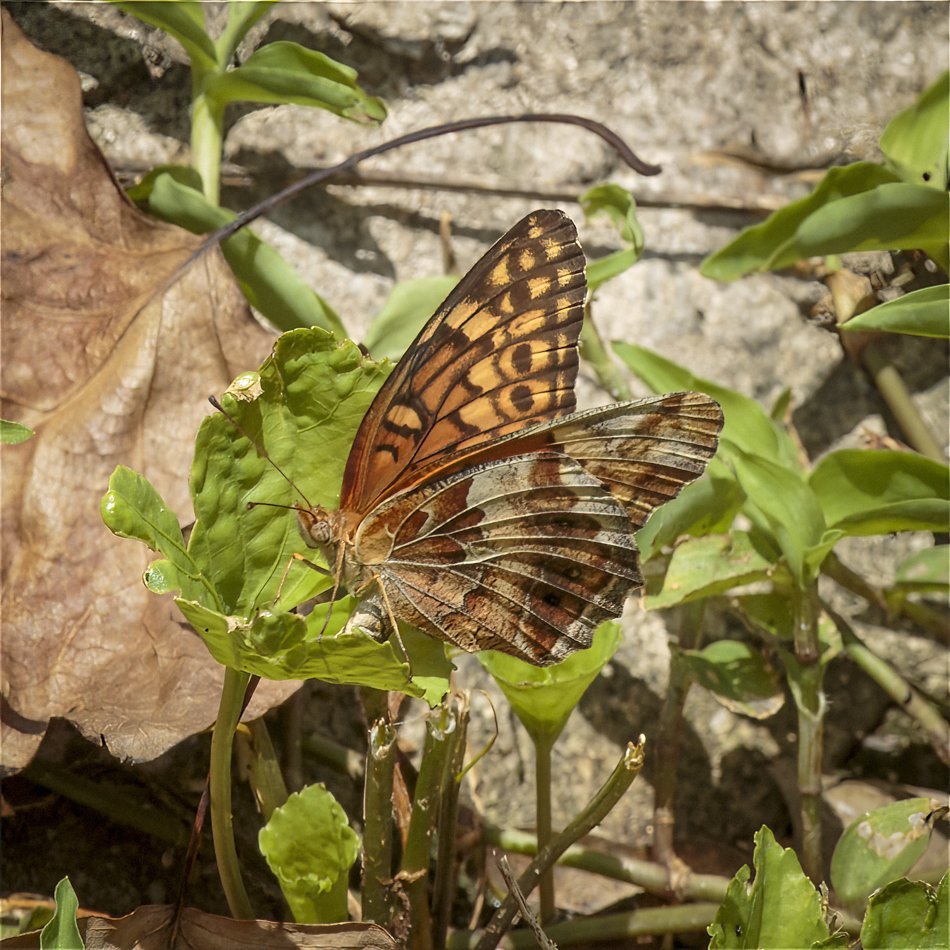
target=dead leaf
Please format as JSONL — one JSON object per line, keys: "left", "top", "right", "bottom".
{"left": 1, "top": 904, "right": 397, "bottom": 949}
{"left": 0, "top": 11, "right": 297, "bottom": 770}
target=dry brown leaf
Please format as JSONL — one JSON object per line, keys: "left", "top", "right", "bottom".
{"left": 0, "top": 11, "right": 299, "bottom": 770}
{"left": 1, "top": 905, "right": 397, "bottom": 949}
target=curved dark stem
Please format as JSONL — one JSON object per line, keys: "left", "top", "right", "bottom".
{"left": 184, "top": 113, "right": 660, "bottom": 270}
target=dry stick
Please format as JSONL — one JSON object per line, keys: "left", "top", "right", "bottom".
{"left": 181, "top": 114, "right": 660, "bottom": 275}
{"left": 495, "top": 855, "right": 557, "bottom": 950}
{"left": 473, "top": 739, "right": 647, "bottom": 950}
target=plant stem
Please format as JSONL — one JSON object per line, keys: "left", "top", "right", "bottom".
{"left": 209, "top": 666, "right": 254, "bottom": 920}
{"left": 475, "top": 739, "right": 647, "bottom": 950}
{"left": 791, "top": 583, "right": 824, "bottom": 883}
{"left": 862, "top": 343, "right": 945, "bottom": 462}
{"left": 433, "top": 694, "right": 470, "bottom": 949}
{"left": 579, "top": 309, "right": 633, "bottom": 401}
{"left": 362, "top": 717, "right": 397, "bottom": 926}
{"left": 825, "top": 605, "right": 950, "bottom": 764}
{"left": 482, "top": 826, "right": 730, "bottom": 902}
{"left": 402, "top": 703, "right": 456, "bottom": 949}
{"left": 450, "top": 902, "right": 721, "bottom": 948}
{"left": 240, "top": 718, "right": 288, "bottom": 822}
{"left": 534, "top": 733, "right": 556, "bottom": 924}
{"left": 190, "top": 69, "right": 223, "bottom": 204}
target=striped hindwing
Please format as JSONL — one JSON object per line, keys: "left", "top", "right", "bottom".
{"left": 340, "top": 210, "right": 586, "bottom": 515}
{"left": 352, "top": 454, "right": 641, "bottom": 665}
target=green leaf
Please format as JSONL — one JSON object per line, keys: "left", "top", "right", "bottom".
{"left": 809, "top": 450, "right": 950, "bottom": 535}
{"left": 0, "top": 419, "right": 34, "bottom": 444}
{"left": 258, "top": 783, "right": 360, "bottom": 924}
{"left": 175, "top": 599, "right": 431, "bottom": 696}
{"left": 363, "top": 275, "right": 458, "bottom": 360}
{"left": 879, "top": 71, "right": 949, "bottom": 190}
{"left": 732, "top": 449, "right": 827, "bottom": 585}
{"left": 206, "top": 42, "right": 386, "bottom": 122}
{"left": 841, "top": 284, "right": 950, "bottom": 338}
{"left": 637, "top": 456, "right": 745, "bottom": 561}
{"left": 831, "top": 797, "right": 941, "bottom": 908}
{"left": 708, "top": 826, "right": 846, "bottom": 948}
{"left": 215, "top": 1, "right": 278, "bottom": 64}
{"left": 860, "top": 871, "right": 948, "bottom": 949}
{"left": 101, "top": 466, "right": 217, "bottom": 609}
{"left": 40, "top": 878, "right": 83, "bottom": 950}
{"left": 612, "top": 343, "right": 801, "bottom": 469}
{"left": 680, "top": 640, "right": 784, "bottom": 719}
{"left": 646, "top": 531, "right": 775, "bottom": 609}
{"left": 133, "top": 171, "right": 345, "bottom": 335}
{"left": 895, "top": 545, "right": 949, "bottom": 593}
{"left": 478, "top": 622, "right": 622, "bottom": 745}
{"left": 581, "top": 183, "right": 645, "bottom": 291}
{"left": 701, "top": 162, "right": 900, "bottom": 281}
{"left": 187, "top": 328, "right": 387, "bottom": 615}
{"left": 108, "top": 1, "right": 217, "bottom": 71}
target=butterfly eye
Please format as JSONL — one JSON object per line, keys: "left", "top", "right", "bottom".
{"left": 298, "top": 507, "right": 333, "bottom": 547}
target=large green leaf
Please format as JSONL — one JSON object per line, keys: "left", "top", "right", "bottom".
{"left": 636, "top": 456, "right": 745, "bottom": 561}
{"left": 841, "top": 284, "right": 950, "bottom": 339}
{"left": 188, "top": 329, "right": 387, "bottom": 614}
{"left": 809, "top": 450, "right": 950, "bottom": 535}
{"left": 362, "top": 275, "right": 458, "bottom": 360}
{"left": 860, "top": 872, "right": 948, "bottom": 949}
{"left": 130, "top": 169, "right": 345, "bottom": 335}
{"left": 708, "top": 826, "right": 847, "bottom": 948}
{"left": 580, "top": 182, "right": 645, "bottom": 291}
{"left": 612, "top": 343, "right": 800, "bottom": 468}
{"left": 731, "top": 449, "right": 828, "bottom": 585}
{"left": 478, "top": 622, "right": 622, "bottom": 745}
{"left": 206, "top": 42, "right": 386, "bottom": 121}
{"left": 879, "top": 71, "right": 949, "bottom": 190}
{"left": 830, "top": 797, "right": 941, "bottom": 908}
{"left": 701, "top": 162, "right": 899, "bottom": 281}
{"left": 259, "top": 784, "right": 360, "bottom": 924}
{"left": 108, "top": 1, "right": 217, "bottom": 71}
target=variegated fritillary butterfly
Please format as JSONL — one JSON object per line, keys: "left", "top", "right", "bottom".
{"left": 298, "top": 210, "right": 723, "bottom": 666}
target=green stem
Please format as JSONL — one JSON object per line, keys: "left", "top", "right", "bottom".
{"left": 433, "top": 694, "right": 470, "bottom": 949}
{"left": 791, "top": 583, "right": 824, "bottom": 883}
{"left": 209, "top": 666, "right": 254, "bottom": 920}
{"left": 475, "top": 739, "right": 647, "bottom": 950}
{"left": 482, "top": 826, "right": 729, "bottom": 902}
{"left": 450, "top": 903, "right": 722, "bottom": 948}
{"left": 362, "top": 718, "right": 397, "bottom": 926}
{"left": 402, "top": 704, "right": 456, "bottom": 949}
{"left": 242, "top": 718, "right": 288, "bottom": 822}
{"left": 190, "top": 69, "right": 223, "bottom": 204}
{"left": 826, "top": 606, "right": 950, "bottom": 764}
{"left": 534, "top": 734, "right": 556, "bottom": 923}
{"left": 579, "top": 308, "right": 633, "bottom": 401}
{"left": 862, "top": 344, "right": 945, "bottom": 462}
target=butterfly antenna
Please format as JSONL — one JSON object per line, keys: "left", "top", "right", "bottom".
{"left": 208, "top": 395, "right": 313, "bottom": 509}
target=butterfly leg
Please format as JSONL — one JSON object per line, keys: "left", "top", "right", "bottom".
{"left": 345, "top": 577, "right": 410, "bottom": 664}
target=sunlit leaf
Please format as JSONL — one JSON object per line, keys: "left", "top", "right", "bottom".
{"left": 108, "top": 1, "right": 217, "bottom": 70}
{"left": 708, "top": 826, "right": 847, "bottom": 948}
{"left": 841, "top": 284, "right": 949, "bottom": 339}
{"left": 479, "top": 622, "right": 622, "bottom": 745}
{"left": 206, "top": 41, "right": 386, "bottom": 122}
{"left": 831, "top": 797, "right": 943, "bottom": 908}
{"left": 879, "top": 71, "right": 949, "bottom": 190}
{"left": 809, "top": 450, "right": 950, "bottom": 536}
{"left": 0, "top": 419, "right": 35, "bottom": 444}
{"left": 860, "top": 871, "right": 948, "bottom": 949}
{"left": 39, "top": 878, "right": 83, "bottom": 950}
{"left": 581, "top": 182, "right": 645, "bottom": 291}
{"left": 259, "top": 784, "right": 360, "bottom": 924}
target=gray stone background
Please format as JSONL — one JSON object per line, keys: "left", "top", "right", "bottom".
{"left": 10, "top": 0, "right": 947, "bottom": 867}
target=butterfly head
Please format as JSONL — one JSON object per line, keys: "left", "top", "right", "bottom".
{"left": 297, "top": 506, "right": 359, "bottom": 573}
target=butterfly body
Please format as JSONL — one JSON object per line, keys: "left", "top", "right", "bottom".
{"left": 296, "top": 210, "right": 723, "bottom": 666}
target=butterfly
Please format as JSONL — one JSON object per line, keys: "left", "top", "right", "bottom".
{"left": 297, "top": 210, "right": 723, "bottom": 666}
